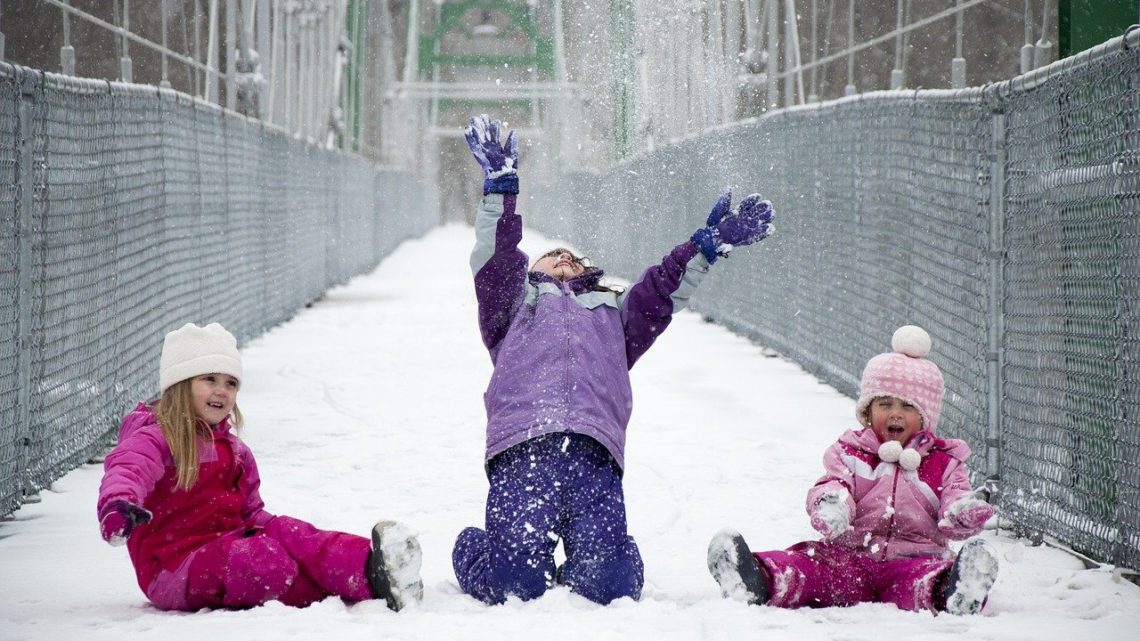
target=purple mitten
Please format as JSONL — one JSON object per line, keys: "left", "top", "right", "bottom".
{"left": 99, "top": 499, "right": 153, "bottom": 546}
{"left": 691, "top": 189, "right": 733, "bottom": 263}
{"left": 464, "top": 114, "right": 519, "bottom": 194}
{"left": 716, "top": 194, "right": 773, "bottom": 247}
{"left": 938, "top": 497, "right": 994, "bottom": 539}
{"left": 691, "top": 190, "right": 774, "bottom": 263}
{"left": 704, "top": 188, "right": 733, "bottom": 227}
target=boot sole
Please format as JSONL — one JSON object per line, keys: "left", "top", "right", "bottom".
{"left": 945, "top": 539, "right": 999, "bottom": 615}
{"left": 370, "top": 520, "right": 424, "bottom": 611}
{"left": 707, "top": 529, "right": 767, "bottom": 605}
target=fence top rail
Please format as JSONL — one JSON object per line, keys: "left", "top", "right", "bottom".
{"left": 0, "top": 60, "right": 381, "bottom": 164}
{"left": 986, "top": 24, "right": 1140, "bottom": 99}
{"left": 588, "top": 85, "right": 989, "bottom": 173}
{"left": 0, "top": 58, "right": 229, "bottom": 110}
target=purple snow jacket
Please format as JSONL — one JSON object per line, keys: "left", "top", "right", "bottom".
{"left": 806, "top": 426, "right": 983, "bottom": 561}
{"left": 97, "top": 402, "right": 274, "bottom": 606}
{"left": 471, "top": 193, "right": 711, "bottom": 470}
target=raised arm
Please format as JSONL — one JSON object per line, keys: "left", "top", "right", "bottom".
{"left": 621, "top": 189, "right": 775, "bottom": 367}
{"left": 466, "top": 115, "right": 527, "bottom": 354}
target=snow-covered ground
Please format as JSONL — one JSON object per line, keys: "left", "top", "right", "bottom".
{"left": 2, "top": 225, "right": 1138, "bottom": 641}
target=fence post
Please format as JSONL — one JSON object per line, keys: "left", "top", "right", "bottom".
{"left": 14, "top": 68, "right": 41, "bottom": 504}
{"left": 119, "top": 0, "right": 133, "bottom": 83}
{"left": 985, "top": 110, "right": 1007, "bottom": 501}
{"left": 61, "top": 1, "right": 76, "bottom": 76}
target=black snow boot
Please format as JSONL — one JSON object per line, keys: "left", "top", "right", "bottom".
{"left": 707, "top": 528, "right": 768, "bottom": 605}
{"left": 940, "top": 538, "right": 999, "bottom": 615}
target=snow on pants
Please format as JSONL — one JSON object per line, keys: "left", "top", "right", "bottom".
{"left": 452, "top": 432, "right": 644, "bottom": 605}
{"left": 754, "top": 540, "right": 953, "bottom": 612}
{"left": 175, "top": 515, "right": 374, "bottom": 610}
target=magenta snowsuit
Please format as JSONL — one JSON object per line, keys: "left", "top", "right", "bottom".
{"left": 754, "top": 426, "right": 986, "bottom": 612}
{"left": 97, "top": 403, "right": 374, "bottom": 610}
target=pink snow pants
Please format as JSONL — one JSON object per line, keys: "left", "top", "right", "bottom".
{"left": 755, "top": 540, "right": 952, "bottom": 612}
{"left": 175, "top": 515, "right": 373, "bottom": 610}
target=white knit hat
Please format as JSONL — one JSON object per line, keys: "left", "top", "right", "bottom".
{"left": 854, "top": 325, "right": 944, "bottom": 433}
{"left": 159, "top": 323, "right": 242, "bottom": 394}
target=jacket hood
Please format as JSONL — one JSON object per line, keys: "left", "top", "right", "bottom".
{"left": 528, "top": 268, "right": 606, "bottom": 294}
{"left": 119, "top": 402, "right": 159, "bottom": 442}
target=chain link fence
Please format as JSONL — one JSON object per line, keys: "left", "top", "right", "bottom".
{"left": 2, "top": 24, "right": 1137, "bottom": 575}
{"left": 0, "top": 62, "right": 439, "bottom": 518}
{"left": 528, "top": 33, "right": 1140, "bottom": 571}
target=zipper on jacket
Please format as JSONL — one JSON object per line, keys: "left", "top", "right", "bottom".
{"left": 562, "top": 281, "right": 574, "bottom": 409}
{"left": 882, "top": 464, "right": 902, "bottom": 558}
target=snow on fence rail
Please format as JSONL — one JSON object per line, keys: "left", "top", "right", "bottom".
{"left": 528, "top": 30, "right": 1140, "bottom": 573}
{"left": 0, "top": 61, "right": 439, "bottom": 519}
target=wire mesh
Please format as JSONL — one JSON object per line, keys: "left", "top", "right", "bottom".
{"left": 0, "top": 70, "right": 22, "bottom": 515}
{"left": 999, "top": 43, "right": 1140, "bottom": 567}
{"left": 0, "top": 64, "right": 439, "bottom": 517}
{"left": 529, "top": 42, "right": 1139, "bottom": 570}
{"left": 2, "top": 21, "right": 1138, "bottom": 576}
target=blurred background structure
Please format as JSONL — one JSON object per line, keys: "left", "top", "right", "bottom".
{"left": 2, "top": 1, "right": 1080, "bottom": 217}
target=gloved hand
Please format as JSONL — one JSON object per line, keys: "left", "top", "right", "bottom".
{"left": 99, "top": 499, "right": 153, "bottom": 546}
{"left": 938, "top": 496, "right": 994, "bottom": 539}
{"left": 809, "top": 489, "right": 851, "bottom": 540}
{"left": 690, "top": 189, "right": 774, "bottom": 263}
{"left": 464, "top": 114, "right": 519, "bottom": 194}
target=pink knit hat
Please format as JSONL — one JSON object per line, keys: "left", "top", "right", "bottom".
{"left": 855, "top": 325, "right": 944, "bottom": 433}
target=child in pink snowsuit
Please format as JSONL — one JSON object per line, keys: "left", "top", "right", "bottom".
{"left": 97, "top": 323, "right": 423, "bottom": 611}
{"left": 708, "top": 325, "right": 999, "bottom": 615}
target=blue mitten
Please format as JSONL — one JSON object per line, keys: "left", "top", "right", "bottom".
{"left": 691, "top": 189, "right": 774, "bottom": 263}
{"left": 464, "top": 114, "right": 519, "bottom": 194}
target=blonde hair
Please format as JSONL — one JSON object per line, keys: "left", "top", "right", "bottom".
{"left": 155, "top": 378, "right": 243, "bottom": 490}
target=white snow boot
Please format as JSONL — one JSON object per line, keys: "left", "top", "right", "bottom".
{"left": 942, "top": 538, "right": 999, "bottom": 615}
{"left": 707, "top": 528, "right": 768, "bottom": 605}
{"left": 367, "top": 520, "right": 424, "bottom": 611}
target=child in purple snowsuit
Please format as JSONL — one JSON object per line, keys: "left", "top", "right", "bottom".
{"left": 453, "top": 115, "right": 775, "bottom": 605}
{"left": 97, "top": 322, "right": 423, "bottom": 611}
{"left": 708, "top": 325, "right": 999, "bottom": 615}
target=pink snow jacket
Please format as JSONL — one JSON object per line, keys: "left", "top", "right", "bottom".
{"left": 97, "top": 403, "right": 274, "bottom": 602}
{"left": 806, "top": 426, "right": 982, "bottom": 561}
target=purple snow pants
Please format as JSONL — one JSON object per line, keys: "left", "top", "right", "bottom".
{"left": 755, "top": 540, "right": 953, "bottom": 612}
{"left": 161, "top": 515, "right": 374, "bottom": 610}
{"left": 452, "top": 433, "right": 644, "bottom": 605}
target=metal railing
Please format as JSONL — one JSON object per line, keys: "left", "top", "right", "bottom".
{"left": 528, "top": 27, "right": 1140, "bottom": 572}
{"left": 0, "top": 60, "right": 439, "bottom": 516}
{"left": 10, "top": 0, "right": 360, "bottom": 147}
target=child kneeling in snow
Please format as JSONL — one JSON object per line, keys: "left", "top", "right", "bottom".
{"left": 97, "top": 322, "right": 423, "bottom": 611}
{"left": 708, "top": 325, "right": 999, "bottom": 615}
{"left": 453, "top": 115, "right": 774, "bottom": 605}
